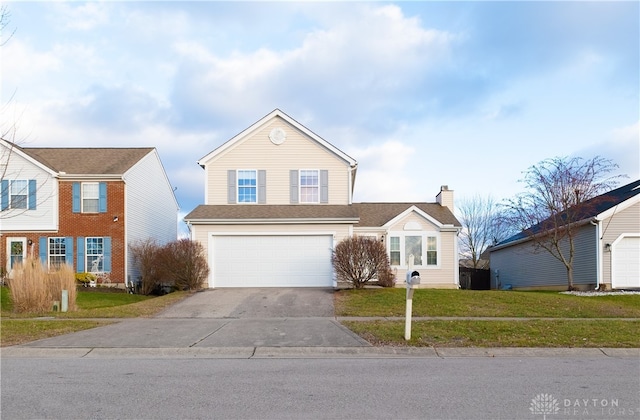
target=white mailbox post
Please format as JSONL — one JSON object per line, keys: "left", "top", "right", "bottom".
{"left": 404, "top": 255, "right": 421, "bottom": 340}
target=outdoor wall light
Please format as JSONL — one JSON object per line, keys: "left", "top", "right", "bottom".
{"left": 27, "top": 239, "right": 33, "bottom": 246}
{"left": 113, "top": 216, "right": 119, "bottom": 222}
{"left": 604, "top": 243, "right": 611, "bottom": 251}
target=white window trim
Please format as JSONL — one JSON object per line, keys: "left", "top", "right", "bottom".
{"left": 236, "top": 169, "right": 258, "bottom": 204}
{"left": 9, "top": 180, "right": 28, "bottom": 210}
{"left": 387, "top": 232, "right": 441, "bottom": 269}
{"left": 299, "top": 169, "right": 320, "bottom": 204}
{"left": 48, "top": 237, "right": 66, "bottom": 268}
{"left": 81, "top": 182, "right": 99, "bottom": 213}
{"left": 86, "top": 237, "right": 105, "bottom": 273}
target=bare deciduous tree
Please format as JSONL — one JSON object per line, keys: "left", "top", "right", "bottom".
{"left": 457, "top": 195, "right": 511, "bottom": 269}
{"left": 502, "top": 156, "right": 622, "bottom": 290}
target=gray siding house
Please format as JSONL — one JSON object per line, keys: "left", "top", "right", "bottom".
{"left": 489, "top": 179, "right": 640, "bottom": 291}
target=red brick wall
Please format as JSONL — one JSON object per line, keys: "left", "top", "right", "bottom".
{"left": 1, "top": 181, "right": 126, "bottom": 283}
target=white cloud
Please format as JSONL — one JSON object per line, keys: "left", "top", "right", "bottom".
{"left": 349, "top": 140, "right": 417, "bottom": 202}
{"left": 51, "top": 2, "right": 111, "bottom": 31}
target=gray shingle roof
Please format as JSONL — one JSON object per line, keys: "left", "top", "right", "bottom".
{"left": 353, "top": 202, "right": 460, "bottom": 227}
{"left": 19, "top": 147, "right": 154, "bottom": 175}
{"left": 185, "top": 205, "right": 360, "bottom": 222}
{"left": 185, "top": 202, "right": 461, "bottom": 227}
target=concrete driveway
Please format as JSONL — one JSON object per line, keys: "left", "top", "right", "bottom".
{"left": 21, "top": 288, "right": 370, "bottom": 349}
{"left": 156, "top": 288, "right": 335, "bottom": 318}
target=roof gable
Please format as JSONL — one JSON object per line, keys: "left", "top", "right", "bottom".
{"left": 197, "top": 109, "right": 357, "bottom": 168}
{"left": 353, "top": 202, "right": 461, "bottom": 228}
{"left": 1, "top": 139, "right": 58, "bottom": 176}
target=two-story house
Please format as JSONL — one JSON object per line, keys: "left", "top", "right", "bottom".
{"left": 0, "top": 139, "right": 179, "bottom": 287}
{"left": 184, "top": 109, "right": 461, "bottom": 288}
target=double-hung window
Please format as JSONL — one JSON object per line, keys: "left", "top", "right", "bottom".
{"left": 10, "top": 180, "right": 28, "bottom": 209}
{"left": 300, "top": 170, "right": 319, "bottom": 203}
{"left": 82, "top": 183, "right": 99, "bottom": 212}
{"left": 237, "top": 170, "right": 257, "bottom": 203}
{"left": 389, "top": 237, "right": 401, "bottom": 266}
{"left": 48, "top": 237, "right": 67, "bottom": 268}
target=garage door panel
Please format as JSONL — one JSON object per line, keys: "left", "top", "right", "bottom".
{"left": 612, "top": 237, "right": 640, "bottom": 289}
{"left": 212, "top": 235, "right": 333, "bottom": 288}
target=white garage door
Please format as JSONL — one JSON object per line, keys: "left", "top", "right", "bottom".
{"left": 210, "top": 235, "right": 334, "bottom": 287}
{"left": 612, "top": 236, "right": 640, "bottom": 289}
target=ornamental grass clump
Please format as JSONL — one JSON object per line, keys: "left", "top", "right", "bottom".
{"left": 7, "top": 258, "right": 77, "bottom": 313}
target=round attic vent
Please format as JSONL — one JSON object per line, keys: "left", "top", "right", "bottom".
{"left": 269, "top": 127, "right": 286, "bottom": 145}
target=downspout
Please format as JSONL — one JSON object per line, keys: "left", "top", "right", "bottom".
{"left": 590, "top": 218, "right": 600, "bottom": 290}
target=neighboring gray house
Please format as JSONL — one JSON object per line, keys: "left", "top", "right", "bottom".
{"left": 489, "top": 179, "right": 640, "bottom": 290}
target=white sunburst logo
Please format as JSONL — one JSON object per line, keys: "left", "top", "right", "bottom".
{"left": 530, "top": 393, "right": 560, "bottom": 419}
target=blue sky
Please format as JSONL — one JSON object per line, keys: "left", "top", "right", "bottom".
{"left": 2, "top": 1, "right": 638, "bottom": 231}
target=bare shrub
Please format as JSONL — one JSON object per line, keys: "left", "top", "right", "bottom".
{"left": 377, "top": 266, "right": 396, "bottom": 288}
{"left": 7, "top": 258, "right": 76, "bottom": 313}
{"left": 159, "top": 239, "right": 209, "bottom": 291}
{"left": 129, "top": 239, "right": 164, "bottom": 295}
{"left": 332, "top": 235, "right": 392, "bottom": 289}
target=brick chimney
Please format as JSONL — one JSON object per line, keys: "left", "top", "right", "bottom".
{"left": 436, "top": 185, "right": 453, "bottom": 209}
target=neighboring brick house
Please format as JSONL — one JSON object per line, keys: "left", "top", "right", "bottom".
{"left": 0, "top": 139, "right": 178, "bottom": 286}
{"left": 185, "top": 109, "right": 462, "bottom": 288}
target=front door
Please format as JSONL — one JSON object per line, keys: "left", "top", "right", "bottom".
{"left": 6, "top": 237, "right": 27, "bottom": 275}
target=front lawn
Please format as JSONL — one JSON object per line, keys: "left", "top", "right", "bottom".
{"left": 1, "top": 287, "right": 191, "bottom": 346}
{"left": 336, "top": 289, "right": 640, "bottom": 348}
{"left": 334, "top": 288, "right": 640, "bottom": 318}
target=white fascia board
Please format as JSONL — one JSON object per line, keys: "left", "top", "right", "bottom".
{"left": 57, "top": 174, "right": 122, "bottom": 181}
{"left": 197, "top": 109, "right": 358, "bottom": 168}
{"left": 596, "top": 194, "right": 640, "bottom": 221}
{"left": 1, "top": 139, "right": 58, "bottom": 177}
{"left": 382, "top": 205, "right": 445, "bottom": 229}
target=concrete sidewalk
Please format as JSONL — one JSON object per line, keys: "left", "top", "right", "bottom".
{"left": 2, "top": 289, "right": 638, "bottom": 359}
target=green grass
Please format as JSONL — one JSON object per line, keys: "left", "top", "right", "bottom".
{"left": 343, "top": 319, "right": 640, "bottom": 348}
{"left": 334, "top": 289, "right": 640, "bottom": 318}
{"left": 1, "top": 320, "right": 113, "bottom": 347}
{"left": 1, "top": 286, "right": 191, "bottom": 346}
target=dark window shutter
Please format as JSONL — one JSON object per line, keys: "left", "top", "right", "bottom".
{"left": 290, "top": 170, "right": 299, "bottom": 204}
{"left": 65, "top": 237, "right": 74, "bottom": 266}
{"left": 103, "top": 237, "right": 112, "bottom": 272}
{"left": 320, "top": 170, "right": 328, "bottom": 203}
{"left": 258, "top": 170, "right": 266, "bottom": 204}
{"left": 39, "top": 237, "right": 47, "bottom": 265}
{"left": 1, "top": 180, "right": 8, "bottom": 210}
{"left": 98, "top": 182, "right": 107, "bottom": 213}
{"left": 227, "top": 170, "right": 236, "bottom": 204}
{"left": 28, "top": 180, "right": 37, "bottom": 210}
{"left": 72, "top": 182, "right": 81, "bottom": 213}
{"left": 76, "top": 237, "right": 85, "bottom": 272}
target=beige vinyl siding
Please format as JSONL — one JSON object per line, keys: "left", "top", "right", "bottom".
{"left": 601, "top": 201, "right": 640, "bottom": 286}
{"left": 372, "top": 211, "right": 458, "bottom": 289}
{"left": 204, "top": 117, "right": 351, "bottom": 205}
{"left": 191, "top": 223, "right": 352, "bottom": 262}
